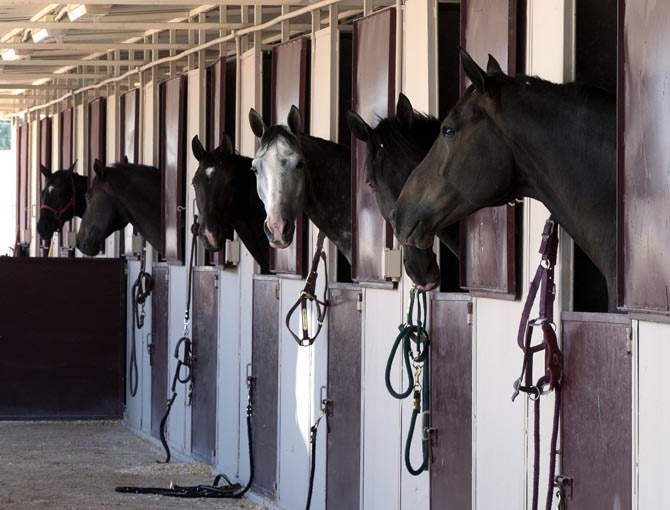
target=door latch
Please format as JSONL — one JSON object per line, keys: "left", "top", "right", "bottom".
{"left": 554, "top": 475, "right": 573, "bottom": 509}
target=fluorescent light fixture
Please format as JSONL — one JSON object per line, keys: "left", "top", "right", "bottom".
{"left": 67, "top": 5, "right": 87, "bottom": 22}
{"left": 31, "top": 29, "right": 50, "bottom": 43}
{"left": 1, "top": 49, "right": 19, "bottom": 61}
{"left": 12, "top": 89, "right": 26, "bottom": 95}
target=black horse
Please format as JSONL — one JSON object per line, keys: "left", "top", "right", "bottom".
{"left": 37, "top": 161, "right": 87, "bottom": 242}
{"left": 347, "top": 94, "right": 461, "bottom": 290}
{"left": 392, "top": 50, "right": 616, "bottom": 309}
{"left": 248, "top": 106, "right": 352, "bottom": 262}
{"left": 191, "top": 134, "right": 270, "bottom": 272}
{"left": 77, "top": 159, "right": 161, "bottom": 256}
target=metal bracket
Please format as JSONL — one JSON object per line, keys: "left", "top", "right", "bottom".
{"left": 466, "top": 302, "right": 473, "bottom": 326}
{"left": 383, "top": 247, "right": 402, "bottom": 280}
{"left": 555, "top": 475, "right": 573, "bottom": 509}
{"left": 356, "top": 292, "right": 363, "bottom": 313}
{"left": 225, "top": 239, "right": 241, "bottom": 265}
{"left": 625, "top": 327, "right": 633, "bottom": 355}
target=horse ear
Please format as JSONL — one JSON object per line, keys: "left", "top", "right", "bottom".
{"left": 396, "top": 93, "right": 415, "bottom": 129}
{"left": 287, "top": 105, "right": 302, "bottom": 135}
{"left": 460, "top": 48, "right": 490, "bottom": 92}
{"left": 93, "top": 159, "right": 105, "bottom": 179}
{"left": 486, "top": 54, "right": 504, "bottom": 76}
{"left": 192, "top": 134, "right": 206, "bottom": 162}
{"left": 221, "top": 133, "right": 234, "bottom": 156}
{"left": 40, "top": 164, "right": 52, "bottom": 178}
{"left": 123, "top": 155, "right": 129, "bottom": 164}
{"left": 346, "top": 110, "right": 371, "bottom": 142}
{"left": 69, "top": 160, "right": 78, "bottom": 173}
{"left": 249, "top": 108, "right": 267, "bottom": 138}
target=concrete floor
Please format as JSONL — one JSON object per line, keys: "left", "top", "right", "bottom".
{"left": 0, "top": 421, "right": 267, "bottom": 510}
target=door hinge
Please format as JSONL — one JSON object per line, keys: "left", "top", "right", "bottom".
{"left": 357, "top": 292, "right": 363, "bottom": 313}
{"left": 466, "top": 302, "right": 473, "bottom": 326}
{"left": 625, "top": 327, "right": 632, "bottom": 355}
{"left": 214, "top": 274, "right": 219, "bottom": 289}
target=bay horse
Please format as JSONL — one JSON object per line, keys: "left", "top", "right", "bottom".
{"left": 391, "top": 50, "right": 616, "bottom": 310}
{"left": 37, "top": 161, "right": 87, "bottom": 242}
{"left": 76, "top": 159, "right": 161, "bottom": 256}
{"left": 347, "top": 93, "right": 461, "bottom": 290}
{"left": 248, "top": 106, "right": 352, "bottom": 262}
{"left": 191, "top": 134, "right": 270, "bottom": 272}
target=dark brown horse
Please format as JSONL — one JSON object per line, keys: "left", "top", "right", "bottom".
{"left": 37, "top": 161, "right": 87, "bottom": 242}
{"left": 391, "top": 50, "right": 616, "bottom": 309}
{"left": 191, "top": 134, "right": 270, "bottom": 272}
{"left": 347, "top": 94, "right": 460, "bottom": 290}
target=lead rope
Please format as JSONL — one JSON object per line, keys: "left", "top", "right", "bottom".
{"left": 304, "top": 402, "right": 330, "bottom": 510}
{"left": 129, "top": 240, "right": 153, "bottom": 397}
{"left": 157, "top": 217, "right": 200, "bottom": 463}
{"left": 116, "top": 215, "right": 256, "bottom": 498}
{"left": 385, "top": 286, "right": 431, "bottom": 476}
{"left": 286, "top": 231, "right": 330, "bottom": 346}
{"left": 511, "top": 217, "right": 563, "bottom": 510}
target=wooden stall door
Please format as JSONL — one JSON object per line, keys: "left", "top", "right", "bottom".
{"left": 618, "top": 0, "right": 670, "bottom": 315}
{"left": 270, "top": 37, "right": 310, "bottom": 277}
{"left": 251, "top": 278, "right": 280, "bottom": 498}
{"left": 351, "top": 8, "right": 396, "bottom": 283}
{"left": 37, "top": 117, "right": 52, "bottom": 257}
{"left": 150, "top": 265, "right": 169, "bottom": 438}
{"left": 0, "top": 258, "right": 126, "bottom": 418}
{"left": 191, "top": 268, "right": 218, "bottom": 463}
{"left": 87, "top": 97, "right": 106, "bottom": 186}
{"left": 16, "top": 124, "right": 30, "bottom": 254}
{"left": 160, "top": 76, "right": 187, "bottom": 265}
{"left": 430, "top": 294, "right": 472, "bottom": 510}
{"left": 459, "top": 0, "right": 518, "bottom": 298}
{"left": 561, "top": 313, "right": 632, "bottom": 509}
{"left": 326, "top": 287, "right": 362, "bottom": 510}
{"left": 59, "top": 108, "right": 75, "bottom": 257}
{"left": 121, "top": 89, "right": 141, "bottom": 257}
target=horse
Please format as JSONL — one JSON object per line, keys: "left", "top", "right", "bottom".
{"left": 37, "top": 161, "right": 87, "bottom": 242}
{"left": 76, "top": 159, "right": 161, "bottom": 256}
{"left": 346, "top": 93, "right": 461, "bottom": 290}
{"left": 191, "top": 134, "right": 270, "bottom": 272}
{"left": 391, "top": 50, "right": 617, "bottom": 310}
{"left": 248, "top": 106, "right": 352, "bottom": 263}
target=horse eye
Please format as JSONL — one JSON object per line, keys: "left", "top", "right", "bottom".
{"left": 443, "top": 126, "right": 456, "bottom": 138}
{"left": 296, "top": 160, "right": 305, "bottom": 169}
{"left": 250, "top": 166, "right": 257, "bottom": 175}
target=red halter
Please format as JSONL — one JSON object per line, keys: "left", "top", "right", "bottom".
{"left": 40, "top": 175, "right": 77, "bottom": 230}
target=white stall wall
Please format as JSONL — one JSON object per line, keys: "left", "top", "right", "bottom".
{"left": 74, "top": 103, "right": 86, "bottom": 257}
{"left": 636, "top": 319, "right": 670, "bottom": 508}
{"left": 105, "top": 94, "right": 119, "bottom": 257}
{"left": 29, "top": 119, "right": 38, "bottom": 256}
{"left": 50, "top": 113, "right": 61, "bottom": 255}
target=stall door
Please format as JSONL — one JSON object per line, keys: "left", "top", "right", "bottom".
{"left": 59, "top": 108, "right": 75, "bottom": 257}
{"left": 351, "top": 8, "right": 396, "bottom": 283}
{"left": 0, "top": 258, "right": 126, "bottom": 418}
{"left": 150, "top": 264, "right": 169, "bottom": 438}
{"left": 87, "top": 97, "right": 106, "bottom": 186}
{"left": 37, "top": 117, "right": 52, "bottom": 257}
{"left": 326, "top": 287, "right": 362, "bottom": 510}
{"left": 160, "top": 75, "right": 187, "bottom": 265}
{"left": 618, "top": 0, "right": 670, "bottom": 315}
{"left": 252, "top": 278, "right": 280, "bottom": 498}
{"left": 561, "top": 313, "right": 632, "bottom": 509}
{"left": 270, "top": 37, "right": 310, "bottom": 277}
{"left": 430, "top": 294, "right": 472, "bottom": 510}
{"left": 459, "top": 0, "right": 518, "bottom": 298}
{"left": 16, "top": 124, "right": 29, "bottom": 254}
{"left": 121, "top": 88, "right": 141, "bottom": 257}
{"left": 191, "top": 268, "right": 218, "bottom": 463}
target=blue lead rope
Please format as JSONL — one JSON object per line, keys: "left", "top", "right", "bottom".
{"left": 385, "top": 287, "right": 431, "bottom": 476}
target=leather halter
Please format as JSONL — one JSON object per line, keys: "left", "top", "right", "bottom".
{"left": 40, "top": 175, "right": 77, "bottom": 230}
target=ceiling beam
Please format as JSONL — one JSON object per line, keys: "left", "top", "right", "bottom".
{"left": 0, "top": 83, "right": 75, "bottom": 90}
{"left": 0, "top": 0, "right": 316, "bottom": 5}
{"left": 0, "top": 42, "right": 191, "bottom": 50}
{"left": 1, "top": 59, "right": 146, "bottom": 67}
{"left": 0, "top": 73, "right": 110, "bottom": 82}
{"left": 0, "top": 21, "right": 251, "bottom": 30}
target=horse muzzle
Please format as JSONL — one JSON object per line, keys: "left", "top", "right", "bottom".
{"left": 264, "top": 219, "right": 295, "bottom": 249}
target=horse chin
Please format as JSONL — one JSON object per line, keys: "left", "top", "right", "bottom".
{"left": 270, "top": 238, "right": 292, "bottom": 249}
{"left": 416, "top": 280, "right": 439, "bottom": 292}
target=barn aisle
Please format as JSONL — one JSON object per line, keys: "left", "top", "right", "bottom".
{"left": 0, "top": 421, "right": 265, "bottom": 510}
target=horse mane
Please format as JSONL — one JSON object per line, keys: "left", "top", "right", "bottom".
{"left": 507, "top": 74, "right": 615, "bottom": 105}
{"left": 373, "top": 112, "right": 441, "bottom": 159}
{"left": 109, "top": 161, "right": 160, "bottom": 174}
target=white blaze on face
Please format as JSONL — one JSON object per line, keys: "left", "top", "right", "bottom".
{"left": 253, "top": 136, "right": 304, "bottom": 237}
{"left": 47, "top": 185, "right": 55, "bottom": 194}
{"left": 205, "top": 166, "right": 215, "bottom": 179}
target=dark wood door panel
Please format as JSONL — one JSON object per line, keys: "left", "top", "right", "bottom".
{"left": 150, "top": 265, "right": 169, "bottom": 438}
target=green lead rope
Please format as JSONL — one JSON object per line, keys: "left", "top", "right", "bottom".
{"left": 385, "top": 287, "right": 431, "bottom": 476}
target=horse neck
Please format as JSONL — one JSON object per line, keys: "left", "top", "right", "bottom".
{"left": 233, "top": 155, "right": 270, "bottom": 271}
{"left": 111, "top": 170, "right": 162, "bottom": 249}
{"left": 502, "top": 83, "right": 617, "bottom": 285}
{"left": 299, "top": 133, "right": 352, "bottom": 263}
{"left": 74, "top": 174, "right": 88, "bottom": 217}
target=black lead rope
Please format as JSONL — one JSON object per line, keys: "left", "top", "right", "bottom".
{"left": 116, "top": 374, "right": 256, "bottom": 498}
{"left": 129, "top": 240, "right": 153, "bottom": 397}
{"left": 286, "top": 231, "right": 330, "bottom": 347}
{"left": 304, "top": 408, "right": 329, "bottom": 510}
{"left": 157, "top": 217, "right": 200, "bottom": 464}
{"left": 385, "top": 287, "right": 431, "bottom": 476}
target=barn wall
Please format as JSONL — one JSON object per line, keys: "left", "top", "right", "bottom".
{"left": 50, "top": 113, "right": 61, "bottom": 255}
{"left": 105, "top": 95, "right": 119, "bottom": 257}
{"left": 74, "top": 103, "right": 86, "bottom": 257}
{"left": 29, "top": 119, "right": 38, "bottom": 256}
